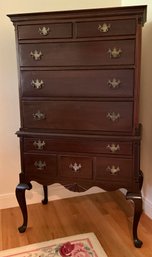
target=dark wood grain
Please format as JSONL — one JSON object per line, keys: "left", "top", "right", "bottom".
{"left": 22, "top": 100, "right": 133, "bottom": 132}
{"left": 19, "top": 40, "right": 135, "bottom": 67}
{"left": 20, "top": 69, "right": 134, "bottom": 98}
{"left": 76, "top": 19, "right": 136, "bottom": 38}
{"left": 18, "top": 23, "right": 72, "bottom": 40}
{"left": 23, "top": 136, "right": 133, "bottom": 155}
{"left": 96, "top": 157, "right": 133, "bottom": 180}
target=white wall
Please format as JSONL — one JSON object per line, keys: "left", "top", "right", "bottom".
{"left": 121, "top": 0, "right": 152, "bottom": 220}
{"left": 0, "top": 0, "right": 121, "bottom": 209}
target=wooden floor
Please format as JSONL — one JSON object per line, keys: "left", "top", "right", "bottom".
{"left": 1, "top": 190, "right": 152, "bottom": 257}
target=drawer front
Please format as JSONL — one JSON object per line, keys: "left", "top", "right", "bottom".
{"left": 76, "top": 19, "right": 136, "bottom": 38}
{"left": 19, "top": 40, "right": 135, "bottom": 67}
{"left": 18, "top": 23, "right": 72, "bottom": 39}
{"left": 24, "top": 137, "right": 133, "bottom": 156}
{"left": 96, "top": 157, "right": 133, "bottom": 181}
{"left": 22, "top": 101, "right": 133, "bottom": 132}
{"left": 59, "top": 155, "right": 93, "bottom": 179}
{"left": 23, "top": 153, "right": 57, "bottom": 179}
{"left": 21, "top": 69, "right": 134, "bottom": 97}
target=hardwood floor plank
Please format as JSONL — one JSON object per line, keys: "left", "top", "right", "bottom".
{"left": 0, "top": 212, "right": 2, "bottom": 250}
{"left": 1, "top": 191, "right": 152, "bottom": 257}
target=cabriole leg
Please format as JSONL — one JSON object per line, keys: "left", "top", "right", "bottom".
{"left": 126, "top": 192, "right": 143, "bottom": 248}
{"left": 16, "top": 183, "right": 32, "bottom": 233}
{"left": 42, "top": 185, "right": 48, "bottom": 204}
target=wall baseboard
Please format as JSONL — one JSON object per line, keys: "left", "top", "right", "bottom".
{"left": 0, "top": 186, "right": 152, "bottom": 219}
{"left": 0, "top": 184, "right": 104, "bottom": 210}
{"left": 0, "top": 193, "right": 18, "bottom": 209}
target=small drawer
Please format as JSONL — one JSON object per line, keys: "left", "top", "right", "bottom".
{"left": 24, "top": 137, "right": 133, "bottom": 156}
{"left": 76, "top": 19, "right": 136, "bottom": 38}
{"left": 20, "top": 69, "right": 134, "bottom": 98}
{"left": 19, "top": 40, "right": 135, "bottom": 67}
{"left": 59, "top": 155, "right": 93, "bottom": 179}
{"left": 96, "top": 157, "right": 133, "bottom": 181}
{"left": 23, "top": 153, "right": 57, "bottom": 183}
{"left": 22, "top": 101, "right": 133, "bottom": 133}
{"left": 18, "top": 23, "right": 72, "bottom": 39}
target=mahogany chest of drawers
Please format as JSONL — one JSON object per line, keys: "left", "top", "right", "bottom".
{"left": 8, "top": 5, "right": 147, "bottom": 247}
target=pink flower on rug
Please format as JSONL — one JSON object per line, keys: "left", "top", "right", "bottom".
{"left": 59, "top": 241, "right": 92, "bottom": 257}
{"left": 71, "top": 243, "right": 91, "bottom": 257}
{"left": 59, "top": 241, "right": 75, "bottom": 256}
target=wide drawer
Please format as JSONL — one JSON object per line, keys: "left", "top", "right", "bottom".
{"left": 18, "top": 23, "right": 72, "bottom": 39}
{"left": 24, "top": 137, "right": 133, "bottom": 156}
{"left": 19, "top": 40, "right": 135, "bottom": 67}
{"left": 59, "top": 155, "right": 93, "bottom": 179}
{"left": 22, "top": 101, "right": 133, "bottom": 132}
{"left": 76, "top": 19, "right": 136, "bottom": 38}
{"left": 20, "top": 69, "right": 134, "bottom": 97}
{"left": 96, "top": 157, "right": 133, "bottom": 181}
{"left": 23, "top": 153, "right": 57, "bottom": 182}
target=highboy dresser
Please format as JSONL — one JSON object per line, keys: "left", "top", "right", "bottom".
{"left": 8, "top": 5, "right": 147, "bottom": 247}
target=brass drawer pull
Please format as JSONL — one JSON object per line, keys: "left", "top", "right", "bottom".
{"left": 106, "top": 144, "right": 120, "bottom": 153}
{"left": 33, "top": 110, "right": 45, "bottom": 120}
{"left": 39, "top": 26, "right": 50, "bottom": 36}
{"left": 107, "top": 112, "right": 120, "bottom": 122}
{"left": 106, "top": 165, "right": 120, "bottom": 175}
{"left": 108, "top": 48, "right": 122, "bottom": 58}
{"left": 69, "top": 162, "right": 82, "bottom": 172}
{"left": 107, "top": 78, "right": 121, "bottom": 89}
{"left": 31, "top": 79, "right": 44, "bottom": 89}
{"left": 34, "top": 160, "right": 46, "bottom": 170}
{"left": 30, "top": 50, "right": 42, "bottom": 60}
{"left": 33, "top": 140, "right": 46, "bottom": 150}
{"left": 98, "top": 23, "right": 111, "bottom": 33}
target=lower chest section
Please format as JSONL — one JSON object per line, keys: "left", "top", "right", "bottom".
{"left": 20, "top": 135, "right": 138, "bottom": 191}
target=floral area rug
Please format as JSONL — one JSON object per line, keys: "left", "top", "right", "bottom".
{"left": 0, "top": 232, "right": 108, "bottom": 257}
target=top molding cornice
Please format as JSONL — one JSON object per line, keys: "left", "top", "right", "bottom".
{"left": 7, "top": 5, "right": 147, "bottom": 26}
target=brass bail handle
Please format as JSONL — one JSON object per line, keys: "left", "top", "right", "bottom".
{"left": 30, "top": 50, "right": 42, "bottom": 60}
{"left": 108, "top": 78, "right": 121, "bottom": 89}
{"left": 69, "top": 162, "right": 82, "bottom": 172}
{"left": 34, "top": 160, "right": 46, "bottom": 170}
{"left": 33, "top": 140, "right": 46, "bottom": 150}
{"left": 108, "top": 48, "right": 122, "bottom": 58}
{"left": 106, "top": 144, "right": 120, "bottom": 153}
{"left": 98, "top": 23, "right": 111, "bottom": 33}
{"left": 107, "top": 112, "right": 120, "bottom": 122}
{"left": 31, "top": 79, "right": 44, "bottom": 89}
{"left": 33, "top": 110, "right": 45, "bottom": 120}
{"left": 106, "top": 165, "right": 120, "bottom": 175}
{"left": 39, "top": 26, "right": 50, "bottom": 36}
